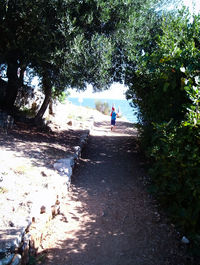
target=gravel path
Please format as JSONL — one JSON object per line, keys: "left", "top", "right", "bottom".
{"left": 38, "top": 120, "right": 191, "bottom": 265}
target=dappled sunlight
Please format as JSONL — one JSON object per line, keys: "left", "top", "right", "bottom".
{"left": 37, "top": 121, "right": 146, "bottom": 265}
{"left": 56, "top": 195, "right": 97, "bottom": 254}
{"left": 0, "top": 126, "right": 83, "bottom": 169}
{"left": 40, "top": 180, "right": 142, "bottom": 264}
{"left": 38, "top": 183, "right": 109, "bottom": 262}
{"left": 35, "top": 117, "right": 189, "bottom": 265}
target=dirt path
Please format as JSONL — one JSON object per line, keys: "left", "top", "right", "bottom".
{"left": 38, "top": 120, "right": 190, "bottom": 265}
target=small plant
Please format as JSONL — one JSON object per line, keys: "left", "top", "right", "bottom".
{"left": 19, "top": 106, "right": 36, "bottom": 118}
{"left": 76, "top": 115, "right": 84, "bottom": 121}
{"left": 67, "top": 114, "right": 73, "bottom": 119}
{"left": 29, "top": 253, "right": 47, "bottom": 264}
{"left": 0, "top": 187, "right": 8, "bottom": 194}
{"left": 13, "top": 165, "right": 33, "bottom": 175}
{"left": 95, "top": 100, "right": 110, "bottom": 115}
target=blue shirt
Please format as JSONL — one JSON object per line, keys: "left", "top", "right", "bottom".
{"left": 111, "top": 111, "right": 117, "bottom": 120}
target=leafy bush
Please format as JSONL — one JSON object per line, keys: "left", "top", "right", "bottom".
{"left": 126, "top": 9, "right": 200, "bottom": 246}
{"left": 95, "top": 100, "right": 110, "bottom": 115}
{"left": 149, "top": 121, "right": 200, "bottom": 237}
{"left": 19, "top": 106, "right": 37, "bottom": 118}
{"left": 148, "top": 67, "right": 200, "bottom": 243}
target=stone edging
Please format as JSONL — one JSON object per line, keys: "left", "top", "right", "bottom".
{"left": 0, "top": 130, "right": 90, "bottom": 265}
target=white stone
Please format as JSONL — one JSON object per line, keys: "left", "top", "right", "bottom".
{"left": 53, "top": 158, "right": 74, "bottom": 177}
{"left": 10, "top": 254, "right": 21, "bottom": 265}
{"left": 0, "top": 253, "right": 14, "bottom": 265}
{"left": 181, "top": 236, "right": 190, "bottom": 244}
{"left": 53, "top": 162, "right": 64, "bottom": 172}
{"left": 74, "top": 146, "right": 81, "bottom": 156}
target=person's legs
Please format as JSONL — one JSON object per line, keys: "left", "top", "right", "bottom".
{"left": 111, "top": 119, "right": 116, "bottom": 131}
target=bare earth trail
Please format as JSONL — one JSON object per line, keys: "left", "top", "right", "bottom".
{"left": 40, "top": 120, "right": 190, "bottom": 265}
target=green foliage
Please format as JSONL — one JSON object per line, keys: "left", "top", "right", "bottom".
{"left": 57, "top": 92, "right": 67, "bottom": 104}
{"left": 1, "top": 0, "right": 129, "bottom": 112}
{"left": 52, "top": 87, "right": 67, "bottom": 103}
{"left": 19, "top": 107, "right": 37, "bottom": 118}
{"left": 125, "top": 6, "right": 200, "bottom": 245}
{"left": 148, "top": 122, "right": 200, "bottom": 237}
{"left": 182, "top": 72, "right": 200, "bottom": 127}
{"left": 95, "top": 100, "right": 110, "bottom": 115}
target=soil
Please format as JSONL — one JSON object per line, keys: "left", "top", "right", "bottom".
{"left": 34, "top": 120, "right": 194, "bottom": 265}
{"left": 0, "top": 118, "right": 88, "bottom": 231}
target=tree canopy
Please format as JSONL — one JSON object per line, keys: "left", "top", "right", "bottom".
{"left": 123, "top": 5, "right": 200, "bottom": 246}
{"left": 0, "top": 0, "right": 169, "bottom": 117}
{"left": 0, "top": 0, "right": 125, "bottom": 116}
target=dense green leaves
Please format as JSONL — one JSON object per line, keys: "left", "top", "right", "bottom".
{"left": 0, "top": 0, "right": 125, "bottom": 113}
{"left": 124, "top": 6, "right": 200, "bottom": 244}
{"left": 149, "top": 122, "right": 200, "bottom": 235}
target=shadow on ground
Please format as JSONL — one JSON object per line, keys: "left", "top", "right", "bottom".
{"left": 0, "top": 122, "right": 86, "bottom": 169}
{"left": 37, "top": 121, "right": 192, "bottom": 265}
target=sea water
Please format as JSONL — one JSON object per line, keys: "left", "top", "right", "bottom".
{"left": 68, "top": 97, "right": 138, "bottom": 123}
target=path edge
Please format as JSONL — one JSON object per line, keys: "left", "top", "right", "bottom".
{"left": 0, "top": 129, "right": 90, "bottom": 265}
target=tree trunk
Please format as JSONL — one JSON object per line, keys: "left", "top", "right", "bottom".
{"left": 49, "top": 99, "right": 54, "bottom": 115}
{"left": 34, "top": 73, "right": 52, "bottom": 121}
{"left": 4, "top": 60, "right": 19, "bottom": 111}
{"left": 19, "top": 66, "right": 25, "bottom": 87}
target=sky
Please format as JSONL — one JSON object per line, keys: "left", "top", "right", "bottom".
{"left": 182, "top": 0, "right": 200, "bottom": 14}
{"left": 30, "top": 0, "right": 199, "bottom": 100}
{"left": 68, "top": 83, "right": 128, "bottom": 100}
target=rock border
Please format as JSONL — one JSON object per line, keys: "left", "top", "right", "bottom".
{"left": 0, "top": 130, "right": 90, "bottom": 265}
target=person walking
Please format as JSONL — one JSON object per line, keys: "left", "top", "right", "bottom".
{"left": 110, "top": 107, "right": 118, "bottom": 131}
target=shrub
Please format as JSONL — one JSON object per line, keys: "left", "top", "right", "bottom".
{"left": 126, "top": 11, "right": 200, "bottom": 249}
{"left": 95, "top": 100, "right": 110, "bottom": 115}
{"left": 148, "top": 121, "right": 200, "bottom": 239}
